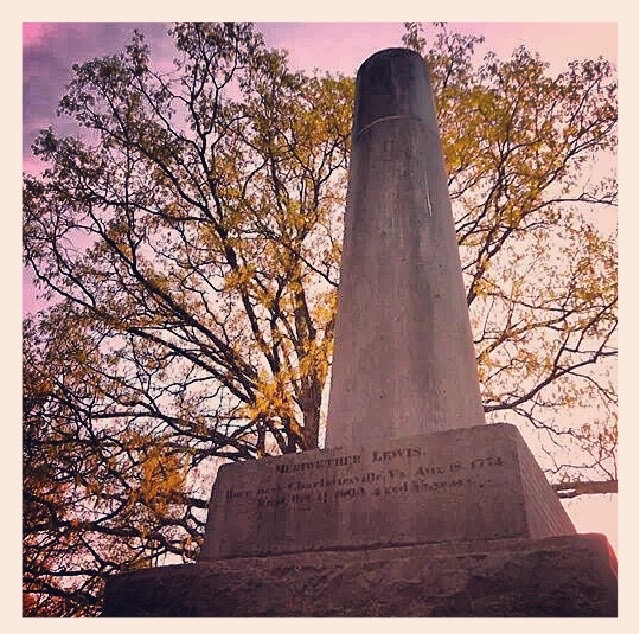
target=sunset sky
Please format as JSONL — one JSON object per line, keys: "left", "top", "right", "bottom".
{"left": 23, "top": 21, "right": 617, "bottom": 174}
{"left": 19, "top": 15, "right": 622, "bottom": 558}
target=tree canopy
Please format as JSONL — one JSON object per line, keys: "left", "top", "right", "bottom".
{"left": 23, "top": 22, "right": 617, "bottom": 615}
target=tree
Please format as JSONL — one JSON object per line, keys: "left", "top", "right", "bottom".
{"left": 402, "top": 22, "right": 617, "bottom": 484}
{"left": 23, "top": 22, "right": 617, "bottom": 615}
{"left": 24, "top": 22, "right": 352, "bottom": 616}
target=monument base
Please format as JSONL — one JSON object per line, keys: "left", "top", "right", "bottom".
{"left": 102, "top": 533, "right": 617, "bottom": 617}
{"left": 200, "top": 424, "right": 577, "bottom": 560}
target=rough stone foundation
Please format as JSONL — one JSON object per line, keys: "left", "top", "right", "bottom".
{"left": 102, "top": 533, "right": 617, "bottom": 617}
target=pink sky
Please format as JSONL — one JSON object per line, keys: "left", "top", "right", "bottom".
{"left": 22, "top": 22, "right": 618, "bottom": 191}
{"left": 258, "top": 22, "right": 616, "bottom": 76}
{"left": 21, "top": 22, "right": 619, "bottom": 552}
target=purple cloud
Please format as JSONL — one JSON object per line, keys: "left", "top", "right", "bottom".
{"left": 23, "top": 23, "right": 169, "bottom": 172}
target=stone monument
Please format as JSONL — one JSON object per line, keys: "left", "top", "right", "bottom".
{"left": 326, "top": 47, "right": 485, "bottom": 447}
{"left": 102, "top": 49, "right": 617, "bottom": 617}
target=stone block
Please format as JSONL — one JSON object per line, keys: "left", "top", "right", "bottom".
{"left": 102, "top": 533, "right": 617, "bottom": 617}
{"left": 200, "top": 424, "right": 575, "bottom": 560}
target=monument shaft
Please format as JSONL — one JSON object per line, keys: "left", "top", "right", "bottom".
{"left": 326, "top": 49, "right": 485, "bottom": 447}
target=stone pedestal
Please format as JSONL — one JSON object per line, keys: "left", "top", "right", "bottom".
{"left": 200, "top": 424, "right": 575, "bottom": 560}
{"left": 102, "top": 424, "right": 617, "bottom": 617}
{"left": 102, "top": 533, "right": 617, "bottom": 617}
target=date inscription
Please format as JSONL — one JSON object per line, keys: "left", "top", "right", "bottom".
{"left": 223, "top": 448, "right": 506, "bottom": 514}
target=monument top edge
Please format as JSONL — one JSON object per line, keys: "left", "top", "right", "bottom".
{"left": 353, "top": 47, "right": 431, "bottom": 133}
{"left": 359, "top": 47, "right": 424, "bottom": 69}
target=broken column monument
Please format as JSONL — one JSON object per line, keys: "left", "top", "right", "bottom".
{"left": 102, "top": 48, "right": 617, "bottom": 617}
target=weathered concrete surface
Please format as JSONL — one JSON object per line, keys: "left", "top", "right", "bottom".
{"left": 326, "top": 48, "right": 485, "bottom": 448}
{"left": 199, "top": 424, "right": 574, "bottom": 560}
{"left": 102, "top": 533, "right": 617, "bottom": 617}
